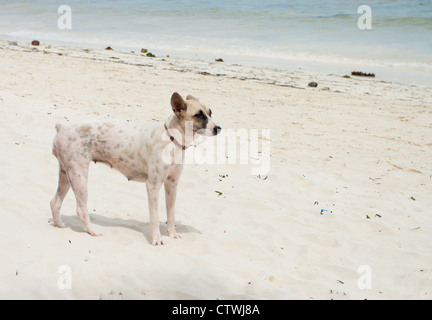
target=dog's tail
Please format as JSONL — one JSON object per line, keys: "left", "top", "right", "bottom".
{"left": 55, "top": 123, "right": 62, "bottom": 133}
{"left": 52, "top": 123, "right": 63, "bottom": 158}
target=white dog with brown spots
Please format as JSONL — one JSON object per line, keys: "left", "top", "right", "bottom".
{"left": 50, "top": 93, "right": 221, "bottom": 245}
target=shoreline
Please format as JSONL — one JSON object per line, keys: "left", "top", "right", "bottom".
{"left": 2, "top": 38, "right": 432, "bottom": 93}
{"left": 2, "top": 23, "right": 432, "bottom": 87}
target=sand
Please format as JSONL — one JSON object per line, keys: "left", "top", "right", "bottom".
{"left": 0, "top": 40, "right": 431, "bottom": 300}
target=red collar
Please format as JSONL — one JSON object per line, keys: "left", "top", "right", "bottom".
{"left": 164, "top": 124, "right": 191, "bottom": 150}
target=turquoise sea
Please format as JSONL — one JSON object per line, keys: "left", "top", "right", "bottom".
{"left": 1, "top": 0, "right": 431, "bottom": 84}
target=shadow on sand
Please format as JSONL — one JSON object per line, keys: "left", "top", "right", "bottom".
{"left": 61, "top": 213, "right": 201, "bottom": 244}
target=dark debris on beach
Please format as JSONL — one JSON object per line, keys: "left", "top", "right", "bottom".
{"left": 351, "top": 71, "right": 375, "bottom": 78}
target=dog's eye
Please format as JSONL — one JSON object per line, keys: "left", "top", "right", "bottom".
{"left": 194, "top": 110, "right": 205, "bottom": 118}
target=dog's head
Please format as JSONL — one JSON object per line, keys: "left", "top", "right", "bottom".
{"left": 171, "top": 92, "right": 221, "bottom": 136}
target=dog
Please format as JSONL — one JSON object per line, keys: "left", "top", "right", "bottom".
{"left": 50, "top": 92, "right": 221, "bottom": 245}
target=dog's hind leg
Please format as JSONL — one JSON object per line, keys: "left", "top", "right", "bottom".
{"left": 67, "top": 163, "right": 102, "bottom": 237}
{"left": 50, "top": 163, "right": 70, "bottom": 228}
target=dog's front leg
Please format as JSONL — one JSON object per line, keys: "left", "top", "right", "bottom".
{"left": 146, "top": 181, "right": 163, "bottom": 245}
{"left": 164, "top": 164, "right": 184, "bottom": 239}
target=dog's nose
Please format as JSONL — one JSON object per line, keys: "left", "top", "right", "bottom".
{"left": 213, "top": 126, "right": 222, "bottom": 135}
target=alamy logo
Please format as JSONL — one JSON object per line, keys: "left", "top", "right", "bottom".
{"left": 358, "top": 5, "right": 372, "bottom": 30}
{"left": 57, "top": 265, "right": 72, "bottom": 290}
{"left": 357, "top": 265, "right": 372, "bottom": 290}
{"left": 58, "top": 5, "right": 72, "bottom": 30}
{"left": 162, "top": 124, "right": 271, "bottom": 176}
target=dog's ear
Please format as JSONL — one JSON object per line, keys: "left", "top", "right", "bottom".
{"left": 171, "top": 92, "right": 187, "bottom": 117}
{"left": 186, "top": 95, "right": 199, "bottom": 101}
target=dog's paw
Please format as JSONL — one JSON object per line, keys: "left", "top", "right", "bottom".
{"left": 88, "top": 229, "right": 103, "bottom": 237}
{"left": 53, "top": 221, "right": 67, "bottom": 228}
{"left": 152, "top": 233, "right": 164, "bottom": 246}
{"left": 168, "top": 229, "right": 182, "bottom": 239}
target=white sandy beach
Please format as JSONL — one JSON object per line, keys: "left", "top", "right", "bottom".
{"left": 0, "top": 40, "right": 431, "bottom": 299}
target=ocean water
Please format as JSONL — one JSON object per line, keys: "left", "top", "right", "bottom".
{"left": 0, "top": 0, "right": 431, "bottom": 85}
